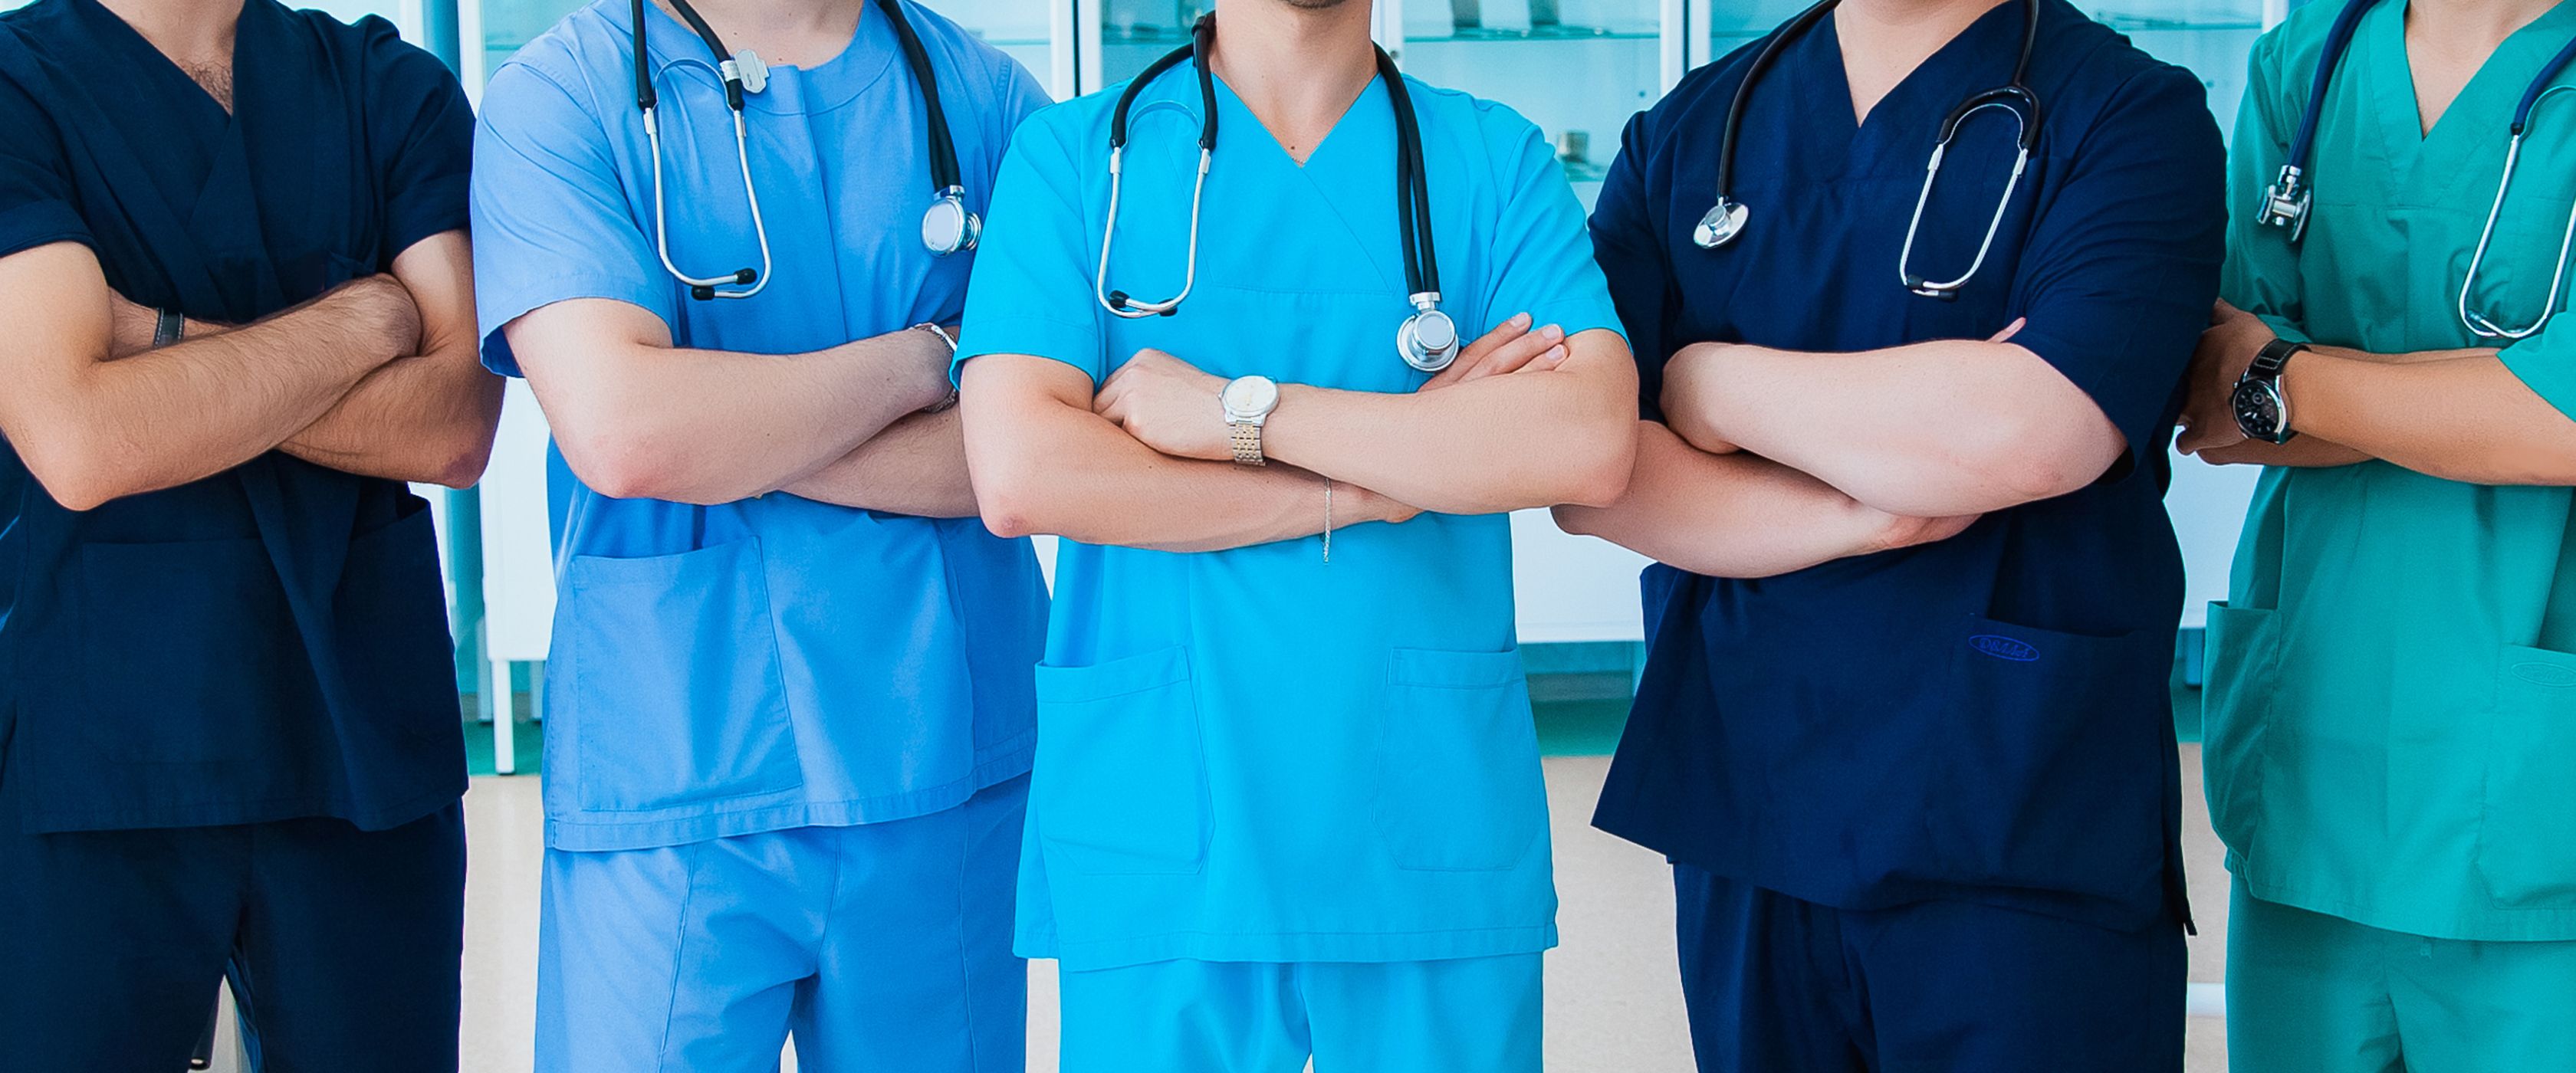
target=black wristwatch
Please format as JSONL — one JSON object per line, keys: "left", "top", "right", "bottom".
{"left": 2230, "top": 338, "right": 2308, "bottom": 445}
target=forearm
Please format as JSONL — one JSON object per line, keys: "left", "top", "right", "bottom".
{"left": 2284, "top": 353, "right": 2576, "bottom": 484}
{"left": 1666, "top": 340, "right": 2121, "bottom": 517}
{"left": 778, "top": 409, "right": 980, "bottom": 517}
{"left": 516, "top": 307, "right": 951, "bottom": 505}
{"left": 2196, "top": 436, "right": 2372, "bottom": 468}
{"left": 1259, "top": 332, "right": 1637, "bottom": 514}
{"left": 21, "top": 280, "right": 409, "bottom": 509}
{"left": 1556, "top": 422, "right": 1922, "bottom": 579}
{"left": 280, "top": 349, "right": 501, "bottom": 485}
{"left": 971, "top": 398, "right": 1355, "bottom": 553}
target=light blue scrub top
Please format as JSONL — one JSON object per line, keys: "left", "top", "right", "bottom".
{"left": 470, "top": 0, "right": 1050, "bottom": 852}
{"left": 958, "top": 64, "right": 1622, "bottom": 970}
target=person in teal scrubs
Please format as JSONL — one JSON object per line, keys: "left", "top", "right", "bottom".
{"left": 2178, "top": 0, "right": 2576, "bottom": 1066}
{"left": 952, "top": 0, "right": 1637, "bottom": 1067}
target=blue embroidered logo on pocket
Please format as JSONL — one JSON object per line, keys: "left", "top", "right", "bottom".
{"left": 2512, "top": 661, "right": 2576, "bottom": 688}
{"left": 1970, "top": 635, "right": 2040, "bottom": 662}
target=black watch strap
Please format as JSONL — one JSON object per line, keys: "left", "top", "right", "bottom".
{"left": 152, "top": 307, "right": 184, "bottom": 349}
{"left": 2248, "top": 337, "right": 2306, "bottom": 379}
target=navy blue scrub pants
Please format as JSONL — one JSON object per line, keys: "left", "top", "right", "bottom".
{"left": 1674, "top": 866, "right": 2183, "bottom": 1073}
{"left": 0, "top": 770, "right": 465, "bottom": 1072}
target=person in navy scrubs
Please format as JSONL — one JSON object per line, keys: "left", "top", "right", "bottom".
{"left": 0, "top": 0, "right": 498, "bottom": 1068}
{"left": 1556, "top": 0, "right": 2225, "bottom": 1067}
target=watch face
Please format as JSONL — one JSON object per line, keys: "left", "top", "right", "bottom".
{"left": 1223, "top": 376, "right": 1279, "bottom": 418}
{"left": 2232, "top": 379, "right": 2284, "bottom": 441}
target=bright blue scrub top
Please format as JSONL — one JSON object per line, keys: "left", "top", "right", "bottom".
{"left": 2205, "top": 0, "right": 2576, "bottom": 943}
{"left": 471, "top": 0, "right": 1050, "bottom": 852}
{"left": 1587, "top": 0, "right": 2227, "bottom": 932}
{"left": 0, "top": 0, "right": 472, "bottom": 834}
{"left": 957, "top": 65, "right": 1621, "bottom": 970}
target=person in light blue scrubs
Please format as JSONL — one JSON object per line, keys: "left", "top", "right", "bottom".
{"left": 468, "top": 1, "right": 1048, "bottom": 1069}
{"left": 953, "top": 0, "right": 1638, "bottom": 1068}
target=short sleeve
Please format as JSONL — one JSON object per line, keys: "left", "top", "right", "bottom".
{"left": 0, "top": 71, "right": 88, "bottom": 261}
{"left": 2003, "top": 65, "right": 2228, "bottom": 469}
{"left": 2500, "top": 330, "right": 2576, "bottom": 420}
{"left": 1590, "top": 107, "right": 1674, "bottom": 419}
{"left": 1479, "top": 109, "right": 1622, "bottom": 348}
{"left": 955, "top": 110, "right": 1106, "bottom": 385}
{"left": 469, "top": 58, "right": 671, "bottom": 378}
{"left": 2220, "top": 28, "right": 2311, "bottom": 344}
{"left": 358, "top": 18, "right": 472, "bottom": 266}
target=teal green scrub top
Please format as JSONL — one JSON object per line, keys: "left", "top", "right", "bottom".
{"left": 957, "top": 64, "right": 1621, "bottom": 970}
{"left": 2206, "top": 0, "right": 2576, "bottom": 943}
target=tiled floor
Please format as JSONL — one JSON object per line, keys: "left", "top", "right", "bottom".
{"left": 209, "top": 748, "right": 2234, "bottom": 1071}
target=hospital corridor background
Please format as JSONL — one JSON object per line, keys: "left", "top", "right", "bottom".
{"left": 2, "top": 0, "right": 2506, "bottom": 1068}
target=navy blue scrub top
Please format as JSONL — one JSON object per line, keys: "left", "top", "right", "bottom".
{"left": 0, "top": 0, "right": 473, "bottom": 833}
{"left": 1587, "top": 0, "right": 2226, "bottom": 931}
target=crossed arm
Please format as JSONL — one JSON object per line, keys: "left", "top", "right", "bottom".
{"left": 0, "top": 232, "right": 500, "bottom": 511}
{"left": 2177, "top": 300, "right": 2576, "bottom": 484}
{"left": 961, "top": 319, "right": 1638, "bottom": 553}
{"left": 501, "top": 300, "right": 972, "bottom": 514}
{"left": 1556, "top": 327, "right": 2122, "bottom": 577}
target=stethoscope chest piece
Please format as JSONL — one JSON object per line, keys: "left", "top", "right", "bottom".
{"left": 922, "top": 186, "right": 980, "bottom": 256}
{"left": 1693, "top": 199, "right": 1750, "bottom": 249}
{"left": 1398, "top": 300, "right": 1460, "bottom": 372}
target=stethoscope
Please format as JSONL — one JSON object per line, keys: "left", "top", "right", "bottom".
{"left": 1694, "top": 0, "right": 2042, "bottom": 301}
{"left": 1095, "top": 15, "right": 1461, "bottom": 372}
{"left": 632, "top": 0, "right": 978, "bottom": 302}
{"left": 2259, "top": 0, "right": 2576, "bottom": 339}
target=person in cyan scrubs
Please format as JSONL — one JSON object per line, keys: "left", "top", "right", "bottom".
{"left": 2178, "top": 0, "right": 2576, "bottom": 1066}
{"left": 1559, "top": 0, "right": 2226, "bottom": 1068}
{"left": 0, "top": 0, "right": 498, "bottom": 1067}
{"left": 470, "top": 0, "right": 1050, "bottom": 1068}
{"left": 954, "top": 0, "right": 1636, "bottom": 1068}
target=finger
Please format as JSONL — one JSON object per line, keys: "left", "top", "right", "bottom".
{"left": 1464, "top": 324, "right": 1565, "bottom": 383}
{"left": 1525, "top": 343, "right": 1569, "bottom": 372}
{"left": 1457, "top": 312, "right": 1536, "bottom": 366}
{"left": 1986, "top": 317, "right": 2026, "bottom": 344}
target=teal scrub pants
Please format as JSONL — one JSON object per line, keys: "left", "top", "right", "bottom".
{"left": 2227, "top": 877, "right": 2576, "bottom": 1072}
{"left": 1056, "top": 953, "right": 1543, "bottom": 1073}
{"left": 534, "top": 776, "right": 1026, "bottom": 1073}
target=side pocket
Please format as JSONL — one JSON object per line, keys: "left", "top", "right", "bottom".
{"left": 564, "top": 539, "right": 802, "bottom": 812}
{"left": 1375, "top": 647, "right": 1548, "bottom": 872}
{"left": 2477, "top": 644, "right": 2576, "bottom": 907}
{"left": 2199, "top": 602, "right": 2279, "bottom": 854}
{"left": 1033, "top": 646, "right": 1208, "bottom": 875}
{"left": 77, "top": 536, "right": 297, "bottom": 762}
{"left": 329, "top": 498, "right": 462, "bottom": 740}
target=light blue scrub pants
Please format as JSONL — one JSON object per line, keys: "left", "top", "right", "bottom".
{"left": 1056, "top": 953, "right": 1543, "bottom": 1073}
{"left": 534, "top": 776, "right": 1027, "bottom": 1073}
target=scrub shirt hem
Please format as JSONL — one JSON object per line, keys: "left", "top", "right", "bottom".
{"left": 17, "top": 775, "right": 467, "bottom": 836}
{"left": 2231, "top": 861, "right": 2576, "bottom": 944}
{"left": 544, "top": 733, "right": 1034, "bottom": 852}
{"left": 1618, "top": 834, "right": 2167, "bottom": 935}
{"left": 1025, "top": 922, "right": 1559, "bottom": 971}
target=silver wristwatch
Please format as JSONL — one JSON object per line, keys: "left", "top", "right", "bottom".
{"left": 1220, "top": 375, "right": 1280, "bottom": 466}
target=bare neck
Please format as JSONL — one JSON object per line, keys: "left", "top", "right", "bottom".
{"left": 656, "top": 0, "right": 870, "bottom": 70}
{"left": 1832, "top": 0, "right": 2012, "bottom": 124}
{"left": 1206, "top": 0, "right": 1380, "bottom": 164}
{"left": 95, "top": 0, "right": 241, "bottom": 67}
{"left": 2407, "top": 0, "right": 2561, "bottom": 46}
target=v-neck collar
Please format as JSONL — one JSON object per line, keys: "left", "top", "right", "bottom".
{"left": 2364, "top": 0, "right": 2576, "bottom": 199}
{"left": 1209, "top": 64, "right": 1389, "bottom": 171}
{"left": 73, "top": 0, "right": 243, "bottom": 123}
{"left": 1794, "top": 0, "right": 2032, "bottom": 173}
{"left": 616, "top": 0, "right": 899, "bottom": 117}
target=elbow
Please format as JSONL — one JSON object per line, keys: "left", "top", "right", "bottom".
{"left": 1551, "top": 415, "right": 1639, "bottom": 509}
{"left": 19, "top": 429, "right": 130, "bottom": 512}
{"left": 556, "top": 426, "right": 695, "bottom": 502}
{"left": 966, "top": 456, "right": 1055, "bottom": 539}
{"left": 1550, "top": 502, "right": 1600, "bottom": 537}
{"left": 422, "top": 438, "right": 493, "bottom": 490}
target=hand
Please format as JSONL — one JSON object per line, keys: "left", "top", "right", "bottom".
{"left": 334, "top": 274, "right": 426, "bottom": 363}
{"left": 1863, "top": 509, "right": 1981, "bottom": 553}
{"left": 1336, "top": 480, "right": 1423, "bottom": 526}
{"left": 1419, "top": 312, "right": 1569, "bottom": 392}
{"left": 1659, "top": 343, "right": 1741, "bottom": 455}
{"left": 1096, "top": 348, "right": 1232, "bottom": 461}
{"left": 2175, "top": 300, "right": 2273, "bottom": 454}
